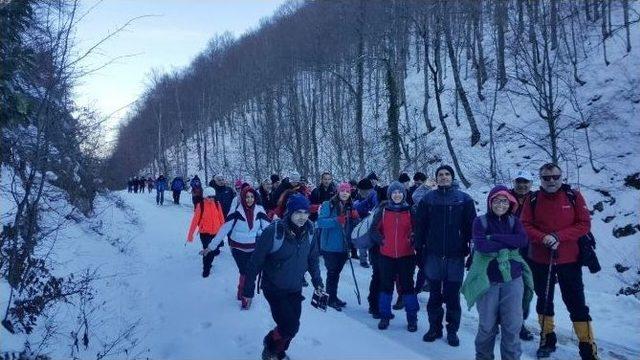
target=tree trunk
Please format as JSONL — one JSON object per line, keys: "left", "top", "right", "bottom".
{"left": 623, "top": 0, "right": 631, "bottom": 52}
{"left": 444, "top": 11, "right": 481, "bottom": 146}
{"left": 496, "top": 0, "right": 508, "bottom": 89}
{"left": 384, "top": 60, "right": 401, "bottom": 178}
{"left": 355, "top": 5, "right": 366, "bottom": 177}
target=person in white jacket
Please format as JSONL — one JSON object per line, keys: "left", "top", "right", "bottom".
{"left": 204, "top": 185, "right": 270, "bottom": 308}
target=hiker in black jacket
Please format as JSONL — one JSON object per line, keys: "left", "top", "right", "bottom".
{"left": 242, "top": 194, "right": 324, "bottom": 360}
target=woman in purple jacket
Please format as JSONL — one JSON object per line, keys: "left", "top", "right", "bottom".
{"left": 465, "top": 185, "right": 532, "bottom": 360}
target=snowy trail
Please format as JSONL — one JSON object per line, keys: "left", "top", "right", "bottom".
{"left": 119, "top": 191, "right": 640, "bottom": 360}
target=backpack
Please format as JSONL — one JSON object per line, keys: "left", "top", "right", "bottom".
{"left": 350, "top": 207, "right": 383, "bottom": 249}
{"left": 529, "top": 187, "right": 601, "bottom": 273}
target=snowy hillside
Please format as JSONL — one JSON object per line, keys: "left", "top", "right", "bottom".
{"left": 1, "top": 189, "right": 638, "bottom": 359}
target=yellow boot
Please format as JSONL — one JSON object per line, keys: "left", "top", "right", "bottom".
{"left": 536, "top": 314, "right": 557, "bottom": 358}
{"left": 573, "top": 321, "right": 599, "bottom": 360}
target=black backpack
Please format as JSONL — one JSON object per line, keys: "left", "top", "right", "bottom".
{"left": 529, "top": 186, "right": 601, "bottom": 273}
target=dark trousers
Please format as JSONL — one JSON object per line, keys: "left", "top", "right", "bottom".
{"left": 263, "top": 290, "right": 304, "bottom": 353}
{"left": 200, "top": 233, "right": 215, "bottom": 272}
{"left": 231, "top": 248, "right": 253, "bottom": 275}
{"left": 368, "top": 247, "right": 381, "bottom": 312}
{"left": 427, "top": 279, "right": 462, "bottom": 333}
{"left": 323, "top": 251, "right": 348, "bottom": 301}
{"left": 156, "top": 190, "right": 164, "bottom": 205}
{"left": 172, "top": 190, "right": 181, "bottom": 204}
{"left": 530, "top": 261, "right": 591, "bottom": 322}
{"left": 379, "top": 255, "right": 416, "bottom": 294}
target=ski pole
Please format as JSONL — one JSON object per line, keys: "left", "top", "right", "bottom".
{"left": 540, "top": 249, "right": 557, "bottom": 342}
{"left": 344, "top": 208, "right": 361, "bottom": 305}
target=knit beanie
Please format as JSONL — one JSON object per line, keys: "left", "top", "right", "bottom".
{"left": 435, "top": 165, "right": 455, "bottom": 179}
{"left": 270, "top": 174, "right": 280, "bottom": 183}
{"left": 357, "top": 178, "right": 373, "bottom": 190}
{"left": 413, "top": 172, "right": 427, "bottom": 182}
{"left": 367, "top": 172, "right": 379, "bottom": 181}
{"left": 286, "top": 194, "right": 310, "bottom": 213}
{"left": 387, "top": 181, "right": 406, "bottom": 200}
{"left": 338, "top": 182, "right": 352, "bottom": 193}
{"left": 398, "top": 172, "right": 411, "bottom": 183}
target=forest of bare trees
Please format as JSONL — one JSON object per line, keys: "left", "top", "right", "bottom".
{"left": 105, "top": 0, "right": 637, "bottom": 187}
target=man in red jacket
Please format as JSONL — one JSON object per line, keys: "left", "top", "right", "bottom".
{"left": 521, "top": 163, "right": 598, "bottom": 360}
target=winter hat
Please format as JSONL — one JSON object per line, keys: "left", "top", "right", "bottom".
{"left": 349, "top": 179, "right": 358, "bottom": 187}
{"left": 387, "top": 181, "right": 406, "bottom": 200}
{"left": 203, "top": 187, "right": 216, "bottom": 198}
{"left": 270, "top": 174, "right": 280, "bottom": 183}
{"left": 357, "top": 178, "right": 373, "bottom": 190}
{"left": 338, "top": 182, "right": 352, "bottom": 193}
{"left": 286, "top": 193, "right": 310, "bottom": 213}
{"left": 241, "top": 186, "right": 257, "bottom": 208}
{"left": 413, "top": 172, "right": 427, "bottom": 182}
{"left": 234, "top": 179, "right": 244, "bottom": 188}
{"left": 398, "top": 172, "right": 411, "bottom": 183}
{"left": 367, "top": 172, "right": 379, "bottom": 181}
{"left": 289, "top": 171, "right": 301, "bottom": 183}
{"left": 435, "top": 165, "right": 455, "bottom": 179}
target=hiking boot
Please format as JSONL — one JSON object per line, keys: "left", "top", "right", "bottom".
{"left": 520, "top": 324, "right": 534, "bottom": 341}
{"left": 392, "top": 297, "right": 404, "bottom": 310}
{"left": 360, "top": 261, "right": 370, "bottom": 268}
{"left": 536, "top": 332, "right": 557, "bottom": 358}
{"left": 422, "top": 283, "right": 430, "bottom": 293}
{"left": 336, "top": 298, "right": 347, "bottom": 307}
{"left": 422, "top": 327, "right": 443, "bottom": 342}
{"left": 578, "top": 342, "right": 599, "bottom": 360}
{"left": 447, "top": 332, "right": 460, "bottom": 347}
{"left": 407, "top": 320, "right": 418, "bottom": 333}
{"left": 202, "top": 268, "right": 210, "bottom": 278}
{"left": 378, "top": 318, "right": 390, "bottom": 330}
{"left": 327, "top": 299, "right": 343, "bottom": 311}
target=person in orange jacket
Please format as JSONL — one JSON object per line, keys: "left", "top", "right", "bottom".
{"left": 187, "top": 186, "right": 225, "bottom": 277}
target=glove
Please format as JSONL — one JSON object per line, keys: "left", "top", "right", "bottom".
{"left": 336, "top": 215, "right": 346, "bottom": 225}
{"left": 543, "top": 234, "right": 559, "bottom": 250}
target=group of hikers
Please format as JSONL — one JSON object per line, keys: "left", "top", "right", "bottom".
{"left": 130, "top": 163, "right": 599, "bottom": 360}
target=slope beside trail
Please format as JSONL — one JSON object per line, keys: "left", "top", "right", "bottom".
{"left": 119, "top": 190, "right": 640, "bottom": 360}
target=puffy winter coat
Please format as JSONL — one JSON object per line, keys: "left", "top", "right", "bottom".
{"left": 316, "top": 197, "right": 359, "bottom": 253}
{"left": 242, "top": 217, "right": 323, "bottom": 298}
{"left": 211, "top": 204, "right": 270, "bottom": 252}
{"left": 520, "top": 184, "right": 590, "bottom": 265}
{"left": 171, "top": 177, "right": 185, "bottom": 192}
{"left": 310, "top": 183, "right": 336, "bottom": 221}
{"left": 414, "top": 185, "right": 477, "bottom": 258}
{"left": 373, "top": 202, "right": 414, "bottom": 258}
{"left": 187, "top": 199, "right": 225, "bottom": 241}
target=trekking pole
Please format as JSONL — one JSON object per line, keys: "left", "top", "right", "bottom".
{"left": 344, "top": 208, "right": 361, "bottom": 305}
{"left": 539, "top": 249, "right": 557, "bottom": 342}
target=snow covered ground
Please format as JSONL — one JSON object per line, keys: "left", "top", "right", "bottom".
{"left": 3, "top": 189, "right": 638, "bottom": 359}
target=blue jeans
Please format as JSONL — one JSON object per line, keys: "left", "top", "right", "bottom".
{"left": 156, "top": 190, "right": 164, "bottom": 205}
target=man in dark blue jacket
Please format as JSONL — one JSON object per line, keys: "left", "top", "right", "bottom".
{"left": 242, "top": 194, "right": 324, "bottom": 360}
{"left": 414, "top": 165, "right": 477, "bottom": 347}
{"left": 208, "top": 174, "right": 236, "bottom": 217}
{"left": 170, "top": 176, "right": 185, "bottom": 204}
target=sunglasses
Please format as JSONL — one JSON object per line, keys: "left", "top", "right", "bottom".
{"left": 540, "top": 175, "right": 561, "bottom": 181}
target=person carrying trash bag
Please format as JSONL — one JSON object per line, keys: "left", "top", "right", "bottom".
{"left": 461, "top": 185, "right": 534, "bottom": 360}
{"left": 187, "top": 187, "right": 225, "bottom": 277}
{"left": 241, "top": 194, "right": 326, "bottom": 360}
{"left": 367, "top": 181, "right": 419, "bottom": 332}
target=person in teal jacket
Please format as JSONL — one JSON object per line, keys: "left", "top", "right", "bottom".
{"left": 316, "top": 182, "right": 359, "bottom": 311}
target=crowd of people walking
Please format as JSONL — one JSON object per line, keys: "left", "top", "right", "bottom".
{"left": 127, "top": 162, "right": 599, "bottom": 360}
